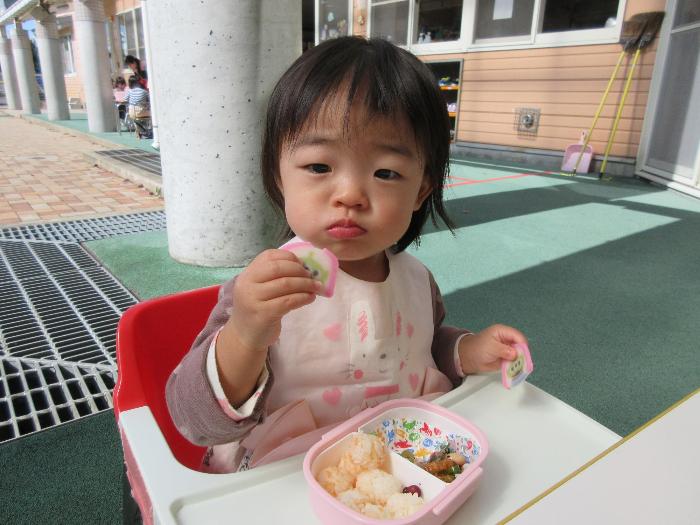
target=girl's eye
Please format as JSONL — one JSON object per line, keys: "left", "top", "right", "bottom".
{"left": 374, "top": 169, "right": 400, "bottom": 180}
{"left": 307, "top": 163, "right": 331, "bottom": 174}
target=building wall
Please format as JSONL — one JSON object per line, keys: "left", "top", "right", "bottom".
{"left": 421, "top": 0, "right": 666, "bottom": 159}
{"left": 349, "top": 0, "right": 664, "bottom": 159}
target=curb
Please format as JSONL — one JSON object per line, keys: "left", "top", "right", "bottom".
{"left": 82, "top": 151, "right": 163, "bottom": 196}
{"left": 17, "top": 112, "right": 125, "bottom": 151}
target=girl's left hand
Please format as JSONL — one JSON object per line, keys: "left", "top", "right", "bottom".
{"left": 458, "top": 324, "right": 528, "bottom": 375}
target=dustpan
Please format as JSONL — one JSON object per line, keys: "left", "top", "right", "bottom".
{"left": 562, "top": 131, "right": 593, "bottom": 173}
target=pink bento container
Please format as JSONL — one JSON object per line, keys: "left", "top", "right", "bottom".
{"left": 302, "top": 398, "right": 488, "bottom": 524}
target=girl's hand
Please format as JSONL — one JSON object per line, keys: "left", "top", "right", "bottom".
{"left": 458, "top": 324, "right": 528, "bottom": 375}
{"left": 225, "top": 249, "right": 321, "bottom": 353}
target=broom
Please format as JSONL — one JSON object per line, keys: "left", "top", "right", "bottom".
{"left": 599, "top": 11, "right": 665, "bottom": 180}
{"left": 570, "top": 13, "right": 649, "bottom": 175}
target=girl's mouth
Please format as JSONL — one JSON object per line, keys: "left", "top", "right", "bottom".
{"left": 327, "top": 220, "right": 366, "bottom": 239}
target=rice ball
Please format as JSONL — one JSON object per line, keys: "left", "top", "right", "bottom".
{"left": 317, "top": 466, "right": 355, "bottom": 497}
{"left": 336, "top": 489, "right": 369, "bottom": 513}
{"left": 361, "top": 503, "right": 386, "bottom": 519}
{"left": 385, "top": 492, "right": 425, "bottom": 519}
{"left": 338, "top": 433, "right": 387, "bottom": 476}
{"left": 356, "top": 469, "right": 403, "bottom": 505}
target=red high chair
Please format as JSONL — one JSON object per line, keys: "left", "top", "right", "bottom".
{"left": 113, "top": 285, "right": 220, "bottom": 523}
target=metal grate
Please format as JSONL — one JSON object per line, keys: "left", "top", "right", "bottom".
{"left": 0, "top": 210, "right": 165, "bottom": 243}
{"left": 95, "top": 148, "right": 162, "bottom": 176}
{"left": 0, "top": 356, "right": 115, "bottom": 443}
{"left": 0, "top": 239, "right": 138, "bottom": 443}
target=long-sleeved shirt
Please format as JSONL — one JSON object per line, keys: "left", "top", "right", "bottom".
{"left": 166, "top": 245, "right": 471, "bottom": 472}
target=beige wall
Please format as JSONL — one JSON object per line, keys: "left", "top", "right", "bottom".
{"left": 423, "top": 0, "right": 666, "bottom": 158}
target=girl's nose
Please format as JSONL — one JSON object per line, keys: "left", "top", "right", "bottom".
{"left": 333, "top": 176, "right": 369, "bottom": 210}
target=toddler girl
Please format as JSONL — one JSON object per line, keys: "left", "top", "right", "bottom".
{"left": 166, "top": 36, "right": 528, "bottom": 473}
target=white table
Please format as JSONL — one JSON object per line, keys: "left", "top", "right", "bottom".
{"left": 504, "top": 389, "right": 699, "bottom": 525}
{"left": 120, "top": 375, "right": 621, "bottom": 524}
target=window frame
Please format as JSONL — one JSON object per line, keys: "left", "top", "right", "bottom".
{"left": 116, "top": 6, "right": 144, "bottom": 66}
{"left": 60, "top": 33, "right": 76, "bottom": 75}
{"left": 366, "top": 0, "right": 628, "bottom": 56}
{"left": 56, "top": 15, "right": 76, "bottom": 76}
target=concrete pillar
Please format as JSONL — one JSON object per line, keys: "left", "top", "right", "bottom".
{"left": 33, "top": 8, "right": 70, "bottom": 121}
{"left": 10, "top": 23, "right": 40, "bottom": 114}
{"left": 73, "top": 0, "right": 115, "bottom": 132}
{"left": 0, "top": 25, "right": 21, "bottom": 109}
{"left": 140, "top": 0, "right": 159, "bottom": 149}
{"left": 0, "top": 25, "right": 21, "bottom": 110}
{"left": 147, "top": 0, "right": 302, "bottom": 266}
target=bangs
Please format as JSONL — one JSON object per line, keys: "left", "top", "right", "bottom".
{"left": 268, "top": 39, "right": 440, "bottom": 155}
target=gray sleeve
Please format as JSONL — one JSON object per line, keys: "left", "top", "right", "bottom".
{"left": 165, "top": 277, "right": 274, "bottom": 446}
{"left": 428, "top": 271, "right": 472, "bottom": 387}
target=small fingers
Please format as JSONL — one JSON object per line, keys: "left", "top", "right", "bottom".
{"left": 257, "top": 276, "right": 321, "bottom": 301}
{"left": 490, "top": 324, "right": 528, "bottom": 348}
{"left": 247, "top": 250, "right": 310, "bottom": 283}
{"left": 265, "top": 292, "right": 317, "bottom": 316}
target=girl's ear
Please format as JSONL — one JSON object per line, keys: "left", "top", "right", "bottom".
{"left": 413, "top": 177, "right": 433, "bottom": 211}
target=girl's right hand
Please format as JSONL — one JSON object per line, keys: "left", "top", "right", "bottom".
{"left": 225, "top": 249, "right": 321, "bottom": 353}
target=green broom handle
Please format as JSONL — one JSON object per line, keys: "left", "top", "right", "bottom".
{"left": 600, "top": 49, "right": 641, "bottom": 177}
{"left": 573, "top": 51, "right": 626, "bottom": 174}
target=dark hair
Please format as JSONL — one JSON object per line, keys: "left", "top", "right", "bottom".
{"left": 114, "top": 76, "right": 126, "bottom": 87}
{"left": 125, "top": 55, "right": 147, "bottom": 79}
{"left": 261, "top": 36, "right": 454, "bottom": 253}
{"left": 128, "top": 76, "right": 141, "bottom": 89}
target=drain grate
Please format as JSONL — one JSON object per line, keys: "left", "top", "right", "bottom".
{"left": 0, "top": 239, "right": 138, "bottom": 443}
{"left": 0, "top": 239, "right": 97, "bottom": 280}
{"left": 0, "top": 210, "right": 165, "bottom": 243}
{"left": 0, "top": 356, "right": 115, "bottom": 443}
{"left": 96, "top": 148, "right": 162, "bottom": 176}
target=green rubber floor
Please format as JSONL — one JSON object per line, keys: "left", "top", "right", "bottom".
{"left": 2, "top": 159, "right": 699, "bottom": 524}
{"left": 29, "top": 112, "right": 158, "bottom": 152}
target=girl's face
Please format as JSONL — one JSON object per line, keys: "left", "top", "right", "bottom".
{"left": 278, "top": 101, "right": 431, "bottom": 278}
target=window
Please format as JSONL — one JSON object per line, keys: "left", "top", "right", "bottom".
{"left": 117, "top": 7, "right": 145, "bottom": 62}
{"left": 56, "top": 15, "right": 75, "bottom": 75}
{"left": 367, "top": 0, "right": 626, "bottom": 54}
{"left": 371, "top": 0, "right": 410, "bottom": 44}
{"left": 413, "top": 0, "right": 463, "bottom": 44}
{"left": 369, "top": 0, "right": 463, "bottom": 48}
{"left": 60, "top": 35, "right": 75, "bottom": 74}
{"left": 317, "top": 0, "right": 352, "bottom": 44}
{"left": 473, "top": 0, "right": 625, "bottom": 47}
{"left": 134, "top": 7, "right": 146, "bottom": 60}
{"left": 474, "top": 0, "right": 534, "bottom": 41}
{"left": 541, "top": 0, "right": 620, "bottom": 33}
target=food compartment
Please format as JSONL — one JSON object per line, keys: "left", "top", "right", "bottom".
{"left": 359, "top": 406, "right": 485, "bottom": 484}
{"left": 304, "top": 400, "right": 488, "bottom": 524}
{"left": 309, "top": 431, "right": 443, "bottom": 520}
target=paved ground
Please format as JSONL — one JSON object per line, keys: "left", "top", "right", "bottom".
{"left": 0, "top": 114, "right": 162, "bottom": 226}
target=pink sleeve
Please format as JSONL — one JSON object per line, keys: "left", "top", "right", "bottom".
{"left": 165, "top": 277, "right": 274, "bottom": 446}
{"left": 428, "top": 271, "right": 472, "bottom": 387}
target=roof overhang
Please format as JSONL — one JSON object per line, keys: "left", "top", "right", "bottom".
{"left": 0, "top": 0, "right": 42, "bottom": 25}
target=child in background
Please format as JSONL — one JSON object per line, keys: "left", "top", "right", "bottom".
{"left": 166, "top": 36, "right": 528, "bottom": 473}
{"left": 125, "top": 76, "right": 150, "bottom": 138}
{"left": 113, "top": 77, "right": 128, "bottom": 121}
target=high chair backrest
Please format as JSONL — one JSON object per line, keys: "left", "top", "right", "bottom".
{"left": 114, "top": 285, "right": 220, "bottom": 470}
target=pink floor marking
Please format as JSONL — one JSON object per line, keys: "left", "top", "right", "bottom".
{"left": 446, "top": 171, "right": 552, "bottom": 188}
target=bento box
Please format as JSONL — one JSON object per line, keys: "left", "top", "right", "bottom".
{"left": 303, "top": 398, "right": 488, "bottom": 524}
